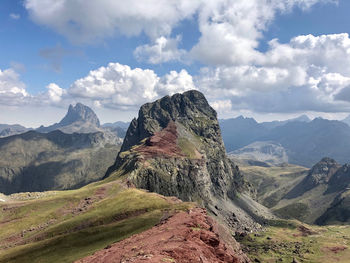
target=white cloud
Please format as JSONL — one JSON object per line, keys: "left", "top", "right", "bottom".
{"left": 210, "top": 100, "right": 232, "bottom": 114}
{"left": 134, "top": 36, "right": 187, "bottom": 64}
{"left": 24, "top": 0, "right": 201, "bottom": 43}
{"left": 16, "top": 0, "right": 350, "bottom": 119}
{"left": 45, "top": 83, "right": 66, "bottom": 103}
{"left": 0, "top": 68, "right": 28, "bottom": 106}
{"left": 24, "top": 0, "right": 334, "bottom": 64}
{"left": 68, "top": 63, "right": 195, "bottom": 110}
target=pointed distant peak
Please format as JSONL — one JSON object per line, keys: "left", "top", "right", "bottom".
{"left": 59, "top": 102, "right": 100, "bottom": 127}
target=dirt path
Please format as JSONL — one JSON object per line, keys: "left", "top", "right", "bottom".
{"left": 76, "top": 208, "right": 251, "bottom": 263}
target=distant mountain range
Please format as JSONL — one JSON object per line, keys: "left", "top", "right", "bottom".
{"left": 221, "top": 115, "right": 350, "bottom": 167}
{"left": 0, "top": 103, "right": 124, "bottom": 194}
{"left": 0, "top": 103, "right": 129, "bottom": 139}
{"left": 0, "top": 124, "right": 31, "bottom": 138}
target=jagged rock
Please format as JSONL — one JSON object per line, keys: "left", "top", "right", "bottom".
{"left": 106, "top": 90, "right": 275, "bottom": 232}
{"left": 285, "top": 157, "right": 341, "bottom": 199}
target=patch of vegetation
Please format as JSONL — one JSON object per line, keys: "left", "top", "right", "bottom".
{"left": 240, "top": 222, "right": 350, "bottom": 263}
{"left": 274, "top": 203, "right": 310, "bottom": 221}
{"left": 177, "top": 137, "right": 198, "bottom": 159}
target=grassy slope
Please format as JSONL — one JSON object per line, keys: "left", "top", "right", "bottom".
{"left": 239, "top": 220, "right": 350, "bottom": 263}
{"left": 0, "top": 172, "right": 192, "bottom": 263}
{"left": 239, "top": 164, "right": 308, "bottom": 207}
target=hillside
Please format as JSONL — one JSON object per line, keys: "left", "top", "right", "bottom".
{"left": 241, "top": 157, "right": 350, "bottom": 225}
{"left": 0, "top": 177, "right": 198, "bottom": 263}
{"left": 0, "top": 130, "right": 120, "bottom": 194}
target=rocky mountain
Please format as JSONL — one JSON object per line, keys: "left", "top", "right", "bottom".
{"left": 229, "top": 141, "right": 288, "bottom": 166}
{"left": 0, "top": 130, "right": 120, "bottom": 194}
{"left": 37, "top": 103, "right": 101, "bottom": 134}
{"left": 0, "top": 124, "right": 30, "bottom": 138}
{"left": 251, "top": 157, "right": 350, "bottom": 225}
{"left": 221, "top": 116, "right": 350, "bottom": 167}
{"left": 36, "top": 103, "right": 123, "bottom": 145}
{"left": 106, "top": 90, "right": 275, "bottom": 232}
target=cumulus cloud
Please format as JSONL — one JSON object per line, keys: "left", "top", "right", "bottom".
{"left": 0, "top": 68, "right": 29, "bottom": 106}
{"left": 45, "top": 83, "right": 66, "bottom": 103}
{"left": 24, "top": 0, "right": 335, "bottom": 64}
{"left": 68, "top": 63, "right": 195, "bottom": 109}
{"left": 18, "top": 0, "right": 350, "bottom": 118}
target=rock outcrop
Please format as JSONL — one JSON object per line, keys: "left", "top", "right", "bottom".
{"left": 285, "top": 157, "right": 341, "bottom": 199}
{"left": 106, "top": 90, "right": 274, "bottom": 232}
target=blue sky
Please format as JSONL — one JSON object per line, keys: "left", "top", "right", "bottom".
{"left": 1, "top": 0, "right": 350, "bottom": 126}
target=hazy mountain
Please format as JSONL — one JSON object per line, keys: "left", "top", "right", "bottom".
{"left": 261, "top": 118, "right": 350, "bottom": 167}
{"left": 102, "top": 121, "right": 129, "bottom": 138}
{"left": 0, "top": 124, "right": 30, "bottom": 138}
{"left": 106, "top": 90, "right": 275, "bottom": 232}
{"left": 37, "top": 103, "right": 101, "bottom": 134}
{"left": 229, "top": 141, "right": 288, "bottom": 166}
{"left": 219, "top": 115, "right": 310, "bottom": 152}
{"left": 219, "top": 116, "right": 269, "bottom": 152}
{"left": 0, "top": 130, "right": 120, "bottom": 194}
{"left": 221, "top": 116, "right": 350, "bottom": 167}
{"left": 102, "top": 121, "right": 130, "bottom": 130}
{"left": 260, "top": 114, "right": 311, "bottom": 130}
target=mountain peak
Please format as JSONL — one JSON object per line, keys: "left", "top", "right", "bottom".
{"left": 60, "top": 103, "right": 100, "bottom": 127}
{"left": 106, "top": 90, "right": 272, "bottom": 232}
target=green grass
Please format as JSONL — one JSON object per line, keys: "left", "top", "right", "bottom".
{"left": 0, "top": 177, "right": 193, "bottom": 263}
{"left": 274, "top": 203, "right": 310, "bottom": 221}
{"left": 239, "top": 222, "right": 350, "bottom": 263}
{"left": 177, "top": 137, "right": 198, "bottom": 159}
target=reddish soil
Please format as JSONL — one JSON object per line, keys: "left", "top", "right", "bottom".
{"left": 75, "top": 208, "right": 250, "bottom": 263}
{"left": 136, "top": 121, "right": 185, "bottom": 159}
{"left": 293, "top": 225, "right": 318, "bottom": 237}
{"left": 322, "top": 245, "right": 347, "bottom": 254}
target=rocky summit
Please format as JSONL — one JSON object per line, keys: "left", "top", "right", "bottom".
{"left": 106, "top": 90, "right": 274, "bottom": 232}
{"left": 37, "top": 103, "right": 101, "bottom": 134}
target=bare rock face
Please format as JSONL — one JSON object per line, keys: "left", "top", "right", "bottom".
{"left": 106, "top": 90, "right": 274, "bottom": 232}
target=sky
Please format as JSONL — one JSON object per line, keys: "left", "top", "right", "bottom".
{"left": 1, "top": 0, "right": 350, "bottom": 127}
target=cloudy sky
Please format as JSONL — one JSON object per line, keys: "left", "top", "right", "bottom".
{"left": 1, "top": 0, "right": 350, "bottom": 127}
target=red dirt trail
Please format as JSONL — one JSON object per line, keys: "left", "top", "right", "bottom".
{"left": 75, "top": 208, "right": 250, "bottom": 263}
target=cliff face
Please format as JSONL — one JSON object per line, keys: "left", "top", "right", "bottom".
{"left": 107, "top": 90, "right": 273, "bottom": 231}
